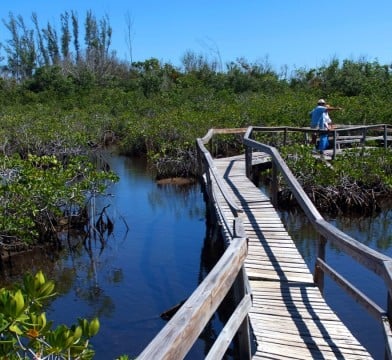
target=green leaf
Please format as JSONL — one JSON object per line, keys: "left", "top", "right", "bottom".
{"left": 9, "top": 323, "right": 23, "bottom": 335}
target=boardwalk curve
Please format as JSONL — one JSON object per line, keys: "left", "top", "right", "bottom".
{"left": 213, "top": 153, "right": 372, "bottom": 359}
{"left": 139, "top": 126, "right": 392, "bottom": 360}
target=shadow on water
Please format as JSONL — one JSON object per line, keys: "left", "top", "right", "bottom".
{"left": 0, "top": 151, "right": 236, "bottom": 359}
{"left": 0, "top": 244, "right": 60, "bottom": 284}
{"left": 1, "top": 150, "right": 391, "bottom": 359}
{"left": 186, "top": 219, "right": 240, "bottom": 359}
{"left": 147, "top": 176, "right": 239, "bottom": 358}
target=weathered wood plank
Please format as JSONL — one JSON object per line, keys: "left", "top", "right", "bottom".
{"left": 211, "top": 152, "right": 373, "bottom": 359}
{"left": 205, "top": 294, "right": 252, "bottom": 360}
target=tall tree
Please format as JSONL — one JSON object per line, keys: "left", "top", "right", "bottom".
{"left": 71, "top": 11, "right": 80, "bottom": 63}
{"left": 43, "top": 23, "right": 60, "bottom": 65}
{"left": 32, "top": 12, "right": 49, "bottom": 67}
{"left": 84, "top": 10, "right": 112, "bottom": 76}
{"left": 84, "top": 9, "right": 98, "bottom": 68}
{"left": 60, "top": 11, "right": 71, "bottom": 61}
{"left": 3, "top": 13, "right": 36, "bottom": 80}
{"left": 125, "top": 11, "right": 134, "bottom": 64}
{"left": 99, "top": 15, "right": 112, "bottom": 60}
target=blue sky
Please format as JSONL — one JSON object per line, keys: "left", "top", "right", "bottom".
{"left": 1, "top": 0, "right": 391, "bottom": 73}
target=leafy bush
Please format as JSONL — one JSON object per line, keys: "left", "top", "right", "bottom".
{"left": 279, "top": 145, "right": 392, "bottom": 214}
{"left": 0, "top": 154, "right": 118, "bottom": 245}
{"left": 0, "top": 271, "right": 99, "bottom": 359}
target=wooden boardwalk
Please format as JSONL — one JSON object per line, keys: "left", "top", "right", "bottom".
{"left": 212, "top": 153, "right": 373, "bottom": 360}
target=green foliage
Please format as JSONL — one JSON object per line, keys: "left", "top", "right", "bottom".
{"left": 0, "top": 10, "right": 391, "bottom": 358}
{"left": 280, "top": 144, "right": 337, "bottom": 187}
{"left": 0, "top": 154, "right": 118, "bottom": 244}
{"left": 0, "top": 10, "right": 392, "bottom": 197}
{"left": 25, "top": 66, "right": 75, "bottom": 96}
{"left": 280, "top": 145, "right": 392, "bottom": 213}
{"left": 336, "top": 148, "right": 392, "bottom": 190}
{"left": 1, "top": 53, "right": 391, "bottom": 179}
{"left": 0, "top": 270, "right": 99, "bottom": 359}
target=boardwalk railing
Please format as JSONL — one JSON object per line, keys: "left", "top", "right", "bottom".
{"left": 139, "top": 125, "right": 392, "bottom": 359}
{"left": 138, "top": 128, "right": 251, "bottom": 360}
{"left": 245, "top": 124, "right": 392, "bottom": 159}
{"left": 244, "top": 125, "right": 392, "bottom": 359}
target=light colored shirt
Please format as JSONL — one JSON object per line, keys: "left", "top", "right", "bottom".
{"left": 310, "top": 105, "right": 327, "bottom": 129}
{"left": 322, "top": 112, "right": 332, "bottom": 130}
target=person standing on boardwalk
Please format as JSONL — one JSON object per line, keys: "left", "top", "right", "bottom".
{"left": 309, "top": 99, "right": 341, "bottom": 153}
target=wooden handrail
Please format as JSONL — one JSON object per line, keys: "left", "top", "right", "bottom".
{"left": 244, "top": 126, "right": 392, "bottom": 274}
{"left": 205, "top": 293, "right": 252, "bottom": 360}
{"left": 244, "top": 125, "right": 392, "bottom": 358}
{"left": 138, "top": 128, "right": 251, "bottom": 360}
{"left": 139, "top": 125, "right": 392, "bottom": 359}
{"left": 197, "top": 137, "right": 242, "bottom": 219}
{"left": 247, "top": 124, "right": 392, "bottom": 159}
{"left": 137, "top": 234, "right": 248, "bottom": 360}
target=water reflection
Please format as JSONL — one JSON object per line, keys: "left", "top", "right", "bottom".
{"left": 44, "top": 153, "right": 209, "bottom": 359}
{"left": 0, "top": 152, "right": 212, "bottom": 359}
{"left": 149, "top": 182, "right": 206, "bottom": 221}
{"left": 328, "top": 208, "right": 392, "bottom": 253}
{"left": 3, "top": 150, "right": 389, "bottom": 359}
{"left": 0, "top": 245, "right": 59, "bottom": 284}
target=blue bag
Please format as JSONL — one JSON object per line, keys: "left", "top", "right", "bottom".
{"left": 318, "top": 134, "right": 329, "bottom": 151}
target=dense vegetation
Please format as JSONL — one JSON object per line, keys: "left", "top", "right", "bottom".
{"left": 0, "top": 10, "right": 391, "bottom": 358}
{"left": 279, "top": 145, "right": 392, "bottom": 215}
{"left": 0, "top": 11, "right": 391, "bottom": 214}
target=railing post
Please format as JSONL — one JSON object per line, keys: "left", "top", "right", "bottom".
{"left": 385, "top": 125, "right": 388, "bottom": 150}
{"left": 245, "top": 145, "right": 252, "bottom": 179}
{"left": 232, "top": 266, "right": 251, "bottom": 360}
{"left": 304, "top": 129, "right": 308, "bottom": 145}
{"left": 196, "top": 142, "right": 203, "bottom": 177}
{"left": 361, "top": 127, "right": 367, "bottom": 148}
{"left": 332, "top": 130, "right": 337, "bottom": 160}
{"left": 386, "top": 291, "right": 392, "bottom": 360}
{"left": 270, "top": 161, "right": 278, "bottom": 207}
{"left": 205, "top": 163, "right": 212, "bottom": 197}
{"left": 314, "top": 235, "right": 327, "bottom": 295}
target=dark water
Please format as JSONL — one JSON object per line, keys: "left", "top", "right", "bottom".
{"left": 46, "top": 153, "right": 210, "bottom": 359}
{"left": 2, "top": 153, "right": 390, "bottom": 359}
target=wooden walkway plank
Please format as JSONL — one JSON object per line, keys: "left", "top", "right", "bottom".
{"left": 211, "top": 153, "right": 373, "bottom": 359}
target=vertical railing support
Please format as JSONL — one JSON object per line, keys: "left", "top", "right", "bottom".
{"left": 245, "top": 145, "right": 252, "bottom": 179}
{"left": 270, "top": 161, "right": 278, "bottom": 207}
{"left": 314, "top": 235, "right": 327, "bottom": 295}
{"left": 332, "top": 130, "right": 337, "bottom": 160}
{"left": 196, "top": 142, "right": 203, "bottom": 178}
{"left": 361, "top": 127, "right": 367, "bottom": 148}
{"left": 386, "top": 291, "right": 392, "bottom": 360}
{"left": 232, "top": 266, "right": 251, "bottom": 360}
{"left": 385, "top": 125, "right": 388, "bottom": 150}
{"left": 304, "top": 130, "right": 309, "bottom": 145}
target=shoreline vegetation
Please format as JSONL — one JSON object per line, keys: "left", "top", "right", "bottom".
{"left": 1, "top": 20, "right": 391, "bottom": 248}
{"left": 0, "top": 11, "right": 390, "bottom": 240}
{"left": 0, "top": 9, "right": 391, "bottom": 359}
{"left": 278, "top": 145, "right": 392, "bottom": 215}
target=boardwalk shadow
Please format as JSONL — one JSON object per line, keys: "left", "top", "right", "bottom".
{"left": 222, "top": 158, "right": 347, "bottom": 359}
